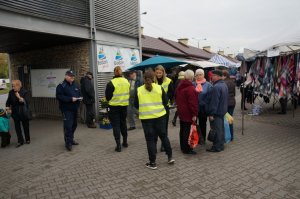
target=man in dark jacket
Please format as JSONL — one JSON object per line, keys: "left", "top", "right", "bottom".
{"left": 80, "top": 72, "right": 96, "bottom": 128}
{"left": 56, "top": 70, "right": 81, "bottom": 151}
{"left": 207, "top": 70, "right": 228, "bottom": 152}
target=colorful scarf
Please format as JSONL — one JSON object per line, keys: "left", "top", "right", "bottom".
{"left": 195, "top": 79, "right": 206, "bottom": 92}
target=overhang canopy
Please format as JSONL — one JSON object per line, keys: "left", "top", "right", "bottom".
{"left": 0, "top": 26, "right": 87, "bottom": 53}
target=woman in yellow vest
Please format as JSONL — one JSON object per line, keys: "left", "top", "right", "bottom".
{"left": 105, "top": 66, "right": 130, "bottom": 152}
{"left": 154, "top": 65, "right": 174, "bottom": 152}
{"left": 134, "top": 69, "right": 175, "bottom": 170}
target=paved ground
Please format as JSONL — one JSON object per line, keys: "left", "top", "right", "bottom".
{"left": 0, "top": 92, "right": 299, "bottom": 199}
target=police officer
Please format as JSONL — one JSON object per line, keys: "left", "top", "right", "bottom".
{"left": 56, "top": 70, "right": 81, "bottom": 151}
{"left": 105, "top": 66, "right": 130, "bottom": 152}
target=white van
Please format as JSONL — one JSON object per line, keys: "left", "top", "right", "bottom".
{"left": 0, "top": 79, "right": 7, "bottom": 90}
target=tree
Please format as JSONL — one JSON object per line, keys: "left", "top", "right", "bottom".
{"left": 0, "top": 53, "right": 9, "bottom": 78}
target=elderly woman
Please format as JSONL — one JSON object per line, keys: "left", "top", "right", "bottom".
{"left": 6, "top": 80, "right": 31, "bottom": 147}
{"left": 194, "top": 69, "right": 212, "bottom": 144}
{"left": 175, "top": 70, "right": 198, "bottom": 154}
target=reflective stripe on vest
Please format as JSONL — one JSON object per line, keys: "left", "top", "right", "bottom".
{"left": 109, "top": 77, "right": 130, "bottom": 106}
{"left": 137, "top": 83, "right": 166, "bottom": 119}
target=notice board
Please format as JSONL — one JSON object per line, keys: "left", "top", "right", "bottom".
{"left": 31, "top": 69, "right": 69, "bottom": 98}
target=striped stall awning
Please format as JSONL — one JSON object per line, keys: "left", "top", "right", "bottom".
{"left": 209, "top": 54, "right": 239, "bottom": 68}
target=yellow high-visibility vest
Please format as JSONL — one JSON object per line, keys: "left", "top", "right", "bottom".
{"left": 137, "top": 83, "right": 166, "bottom": 119}
{"left": 109, "top": 77, "right": 130, "bottom": 106}
{"left": 156, "top": 77, "right": 172, "bottom": 105}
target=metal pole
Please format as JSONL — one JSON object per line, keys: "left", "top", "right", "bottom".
{"left": 242, "top": 73, "right": 246, "bottom": 135}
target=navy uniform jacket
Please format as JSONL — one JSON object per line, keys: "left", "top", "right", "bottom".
{"left": 56, "top": 80, "right": 81, "bottom": 112}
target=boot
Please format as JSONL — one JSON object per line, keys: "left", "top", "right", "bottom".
{"left": 115, "top": 140, "right": 121, "bottom": 152}
{"left": 122, "top": 137, "right": 128, "bottom": 148}
{"left": 87, "top": 122, "right": 97, "bottom": 128}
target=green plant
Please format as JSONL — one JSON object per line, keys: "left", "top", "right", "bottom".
{"left": 100, "top": 97, "right": 109, "bottom": 108}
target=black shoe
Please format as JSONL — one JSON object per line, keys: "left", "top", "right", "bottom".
{"left": 122, "top": 142, "right": 128, "bottom": 148}
{"left": 146, "top": 162, "right": 157, "bottom": 170}
{"left": 72, "top": 141, "right": 79, "bottom": 145}
{"left": 172, "top": 120, "right": 176, "bottom": 126}
{"left": 25, "top": 140, "right": 30, "bottom": 144}
{"left": 206, "top": 148, "right": 221, "bottom": 152}
{"left": 127, "top": 127, "right": 136, "bottom": 131}
{"left": 115, "top": 145, "right": 121, "bottom": 152}
{"left": 16, "top": 143, "right": 23, "bottom": 148}
{"left": 188, "top": 150, "right": 197, "bottom": 155}
{"left": 66, "top": 145, "right": 72, "bottom": 151}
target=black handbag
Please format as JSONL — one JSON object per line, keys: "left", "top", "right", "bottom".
{"left": 22, "top": 102, "right": 33, "bottom": 120}
{"left": 207, "top": 129, "right": 216, "bottom": 142}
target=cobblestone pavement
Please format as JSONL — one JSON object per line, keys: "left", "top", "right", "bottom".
{"left": 0, "top": 92, "right": 299, "bottom": 199}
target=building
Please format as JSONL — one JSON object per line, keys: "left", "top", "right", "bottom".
{"left": 0, "top": 0, "right": 140, "bottom": 119}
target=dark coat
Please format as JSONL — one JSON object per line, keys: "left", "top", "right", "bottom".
{"left": 224, "top": 78, "right": 236, "bottom": 106}
{"left": 56, "top": 80, "right": 81, "bottom": 112}
{"left": 207, "top": 79, "right": 228, "bottom": 117}
{"left": 6, "top": 88, "right": 30, "bottom": 120}
{"left": 175, "top": 80, "right": 198, "bottom": 122}
{"left": 80, "top": 76, "right": 95, "bottom": 104}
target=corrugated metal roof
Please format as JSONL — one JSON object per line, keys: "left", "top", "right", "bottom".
{"left": 142, "top": 35, "right": 186, "bottom": 56}
{"left": 142, "top": 35, "right": 213, "bottom": 61}
{"left": 159, "top": 38, "right": 213, "bottom": 60}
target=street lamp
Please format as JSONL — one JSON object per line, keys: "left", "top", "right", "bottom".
{"left": 192, "top": 37, "right": 207, "bottom": 48}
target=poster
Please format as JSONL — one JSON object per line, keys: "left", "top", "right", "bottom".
{"left": 31, "top": 68, "right": 69, "bottom": 98}
{"left": 97, "top": 45, "right": 140, "bottom": 72}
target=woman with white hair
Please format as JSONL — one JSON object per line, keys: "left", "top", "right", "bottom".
{"left": 194, "top": 69, "right": 213, "bottom": 145}
{"left": 175, "top": 70, "right": 198, "bottom": 154}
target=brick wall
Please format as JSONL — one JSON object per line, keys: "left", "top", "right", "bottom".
{"left": 9, "top": 41, "right": 91, "bottom": 119}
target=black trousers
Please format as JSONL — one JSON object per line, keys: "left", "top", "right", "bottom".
{"left": 108, "top": 106, "right": 128, "bottom": 144}
{"left": 142, "top": 115, "right": 172, "bottom": 163}
{"left": 209, "top": 116, "right": 225, "bottom": 151}
{"left": 63, "top": 111, "right": 77, "bottom": 147}
{"left": 198, "top": 105, "right": 208, "bottom": 141}
{"left": 179, "top": 120, "right": 193, "bottom": 153}
{"left": 279, "top": 98, "right": 287, "bottom": 113}
{"left": 14, "top": 118, "right": 30, "bottom": 144}
{"left": 0, "top": 132, "right": 11, "bottom": 147}
{"left": 85, "top": 103, "right": 95, "bottom": 124}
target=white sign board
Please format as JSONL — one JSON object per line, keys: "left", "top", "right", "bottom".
{"left": 97, "top": 45, "right": 140, "bottom": 72}
{"left": 31, "top": 69, "right": 69, "bottom": 98}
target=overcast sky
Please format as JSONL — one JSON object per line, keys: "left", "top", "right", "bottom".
{"left": 140, "top": 0, "right": 300, "bottom": 55}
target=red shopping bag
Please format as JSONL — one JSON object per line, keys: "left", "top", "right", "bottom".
{"left": 188, "top": 122, "right": 199, "bottom": 148}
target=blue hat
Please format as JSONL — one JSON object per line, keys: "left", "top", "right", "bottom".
{"left": 65, "top": 70, "right": 75, "bottom": 77}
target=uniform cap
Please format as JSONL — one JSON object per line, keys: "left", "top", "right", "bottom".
{"left": 65, "top": 70, "right": 75, "bottom": 77}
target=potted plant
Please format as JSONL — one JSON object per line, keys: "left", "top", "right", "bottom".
{"left": 99, "top": 114, "right": 112, "bottom": 129}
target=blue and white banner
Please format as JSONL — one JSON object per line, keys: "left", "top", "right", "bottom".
{"left": 97, "top": 45, "right": 140, "bottom": 72}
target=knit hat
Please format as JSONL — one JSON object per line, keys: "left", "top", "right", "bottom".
{"left": 0, "top": 109, "right": 5, "bottom": 116}
{"left": 178, "top": 71, "right": 185, "bottom": 80}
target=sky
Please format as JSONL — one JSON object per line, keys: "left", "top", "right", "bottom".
{"left": 140, "top": 0, "right": 300, "bottom": 55}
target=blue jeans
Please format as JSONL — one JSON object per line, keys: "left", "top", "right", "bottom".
{"left": 141, "top": 115, "right": 172, "bottom": 163}
{"left": 227, "top": 106, "right": 235, "bottom": 140}
{"left": 63, "top": 111, "right": 77, "bottom": 147}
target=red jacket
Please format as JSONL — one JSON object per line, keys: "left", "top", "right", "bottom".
{"left": 175, "top": 80, "right": 198, "bottom": 122}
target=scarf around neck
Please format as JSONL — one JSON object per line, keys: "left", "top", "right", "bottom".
{"left": 195, "top": 78, "right": 206, "bottom": 92}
